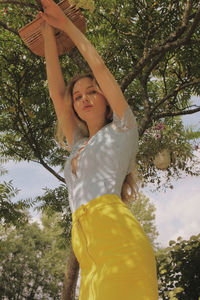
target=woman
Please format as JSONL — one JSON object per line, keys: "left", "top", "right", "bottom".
{"left": 40, "top": 0, "right": 158, "bottom": 299}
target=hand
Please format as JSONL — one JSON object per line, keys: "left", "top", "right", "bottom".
{"left": 40, "top": 20, "right": 54, "bottom": 37}
{"left": 39, "top": 0, "right": 67, "bottom": 31}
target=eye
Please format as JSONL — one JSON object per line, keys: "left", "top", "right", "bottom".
{"left": 74, "top": 95, "right": 82, "bottom": 101}
{"left": 88, "top": 90, "right": 97, "bottom": 95}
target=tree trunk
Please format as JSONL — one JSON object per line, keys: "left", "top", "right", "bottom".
{"left": 61, "top": 245, "right": 79, "bottom": 300}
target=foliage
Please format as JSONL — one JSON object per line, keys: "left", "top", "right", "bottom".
{"left": 36, "top": 188, "right": 158, "bottom": 248}
{"left": 138, "top": 118, "right": 200, "bottom": 188}
{"left": 0, "top": 211, "right": 69, "bottom": 300}
{"left": 156, "top": 234, "right": 200, "bottom": 300}
{"left": 36, "top": 184, "right": 72, "bottom": 246}
{"left": 0, "top": 0, "right": 199, "bottom": 193}
{"left": 69, "top": 0, "right": 95, "bottom": 13}
{"left": 129, "top": 192, "right": 159, "bottom": 248}
{"left": 0, "top": 157, "right": 8, "bottom": 177}
{"left": 0, "top": 180, "right": 30, "bottom": 227}
{"left": 0, "top": 159, "right": 33, "bottom": 227}
{"left": 1, "top": 1, "right": 200, "bottom": 298}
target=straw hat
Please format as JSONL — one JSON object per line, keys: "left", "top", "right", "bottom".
{"left": 18, "top": 0, "right": 86, "bottom": 56}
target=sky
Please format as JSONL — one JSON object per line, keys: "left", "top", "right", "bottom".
{"left": 1, "top": 103, "right": 200, "bottom": 248}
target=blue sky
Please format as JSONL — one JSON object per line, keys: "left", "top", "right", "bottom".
{"left": 2, "top": 102, "right": 200, "bottom": 248}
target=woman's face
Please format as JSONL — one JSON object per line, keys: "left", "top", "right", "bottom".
{"left": 72, "top": 77, "right": 108, "bottom": 123}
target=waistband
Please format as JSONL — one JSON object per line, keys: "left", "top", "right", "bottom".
{"left": 72, "top": 194, "right": 127, "bottom": 223}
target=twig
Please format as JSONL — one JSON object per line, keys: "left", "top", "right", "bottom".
{"left": 155, "top": 106, "right": 200, "bottom": 118}
{"left": 0, "top": 0, "right": 38, "bottom": 9}
{"left": 151, "top": 80, "right": 200, "bottom": 115}
{"left": 121, "top": 3, "right": 200, "bottom": 91}
{"left": 0, "top": 20, "right": 18, "bottom": 35}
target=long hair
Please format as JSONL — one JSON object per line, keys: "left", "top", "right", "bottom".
{"left": 55, "top": 72, "right": 138, "bottom": 204}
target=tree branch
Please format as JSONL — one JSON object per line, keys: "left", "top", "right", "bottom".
{"left": 138, "top": 79, "right": 200, "bottom": 136}
{"left": 61, "top": 246, "right": 79, "bottom": 300}
{"left": 155, "top": 106, "right": 200, "bottom": 119}
{"left": 185, "top": 4, "right": 200, "bottom": 41}
{"left": 163, "top": 0, "right": 192, "bottom": 44}
{"left": 35, "top": 0, "right": 43, "bottom": 11}
{"left": 121, "top": 2, "right": 200, "bottom": 92}
{"left": 139, "top": 76, "right": 150, "bottom": 115}
{"left": 68, "top": 48, "right": 89, "bottom": 71}
{"left": 16, "top": 84, "right": 66, "bottom": 183}
{"left": 38, "top": 158, "right": 65, "bottom": 183}
{"left": 0, "top": 20, "right": 18, "bottom": 35}
{"left": 144, "top": 53, "right": 165, "bottom": 82}
{"left": 0, "top": 0, "right": 38, "bottom": 9}
{"left": 151, "top": 80, "right": 200, "bottom": 115}
{"left": 97, "top": 11, "right": 135, "bottom": 37}
{"left": 148, "top": 2, "right": 173, "bottom": 40}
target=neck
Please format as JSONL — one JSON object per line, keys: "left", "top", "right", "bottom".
{"left": 87, "top": 118, "right": 107, "bottom": 139}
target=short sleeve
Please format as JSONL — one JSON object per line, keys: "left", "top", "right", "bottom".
{"left": 112, "top": 105, "right": 137, "bottom": 132}
{"left": 112, "top": 105, "right": 139, "bottom": 175}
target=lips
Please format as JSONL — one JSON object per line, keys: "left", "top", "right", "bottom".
{"left": 83, "top": 105, "right": 93, "bottom": 110}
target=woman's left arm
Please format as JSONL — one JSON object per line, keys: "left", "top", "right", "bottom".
{"left": 40, "top": 0, "right": 128, "bottom": 119}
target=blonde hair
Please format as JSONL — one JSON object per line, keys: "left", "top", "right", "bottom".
{"left": 55, "top": 72, "right": 138, "bottom": 204}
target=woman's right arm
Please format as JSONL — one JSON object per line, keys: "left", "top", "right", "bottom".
{"left": 43, "top": 22, "right": 77, "bottom": 146}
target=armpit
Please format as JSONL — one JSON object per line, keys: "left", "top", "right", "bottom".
{"left": 72, "top": 126, "right": 85, "bottom": 148}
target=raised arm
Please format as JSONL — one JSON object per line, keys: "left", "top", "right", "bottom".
{"left": 42, "top": 23, "right": 65, "bottom": 116}
{"left": 42, "top": 21, "right": 78, "bottom": 146}
{"left": 40, "top": 0, "right": 128, "bottom": 120}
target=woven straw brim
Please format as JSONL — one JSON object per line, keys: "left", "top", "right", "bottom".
{"left": 18, "top": 0, "right": 86, "bottom": 56}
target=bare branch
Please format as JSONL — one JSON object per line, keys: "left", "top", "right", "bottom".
{"left": 38, "top": 158, "right": 65, "bottom": 183}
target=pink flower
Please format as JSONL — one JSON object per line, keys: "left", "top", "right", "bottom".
{"left": 153, "top": 122, "right": 166, "bottom": 131}
{"left": 144, "top": 129, "right": 150, "bottom": 135}
{"left": 154, "top": 133, "right": 161, "bottom": 140}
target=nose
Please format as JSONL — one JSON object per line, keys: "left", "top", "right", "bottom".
{"left": 82, "top": 93, "right": 90, "bottom": 103}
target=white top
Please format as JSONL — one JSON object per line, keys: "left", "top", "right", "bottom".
{"left": 64, "top": 105, "right": 139, "bottom": 213}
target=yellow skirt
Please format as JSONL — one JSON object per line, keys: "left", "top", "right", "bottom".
{"left": 72, "top": 194, "right": 158, "bottom": 300}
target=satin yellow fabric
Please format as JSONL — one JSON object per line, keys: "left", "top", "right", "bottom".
{"left": 72, "top": 194, "right": 158, "bottom": 300}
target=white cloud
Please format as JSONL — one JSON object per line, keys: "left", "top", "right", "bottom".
{"left": 2, "top": 160, "right": 61, "bottom": 200}
{"left": 144, "top": 175, "right": 200, "bottom": 247}
{"left": 2, "top": 160, "right": 200, "bottom": 249}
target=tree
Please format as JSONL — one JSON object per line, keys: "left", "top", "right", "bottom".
{"left": 0, "top": 0, "right": 200, "bottom": 298}
{"left": 129, "top": 192, "right": 159, "bottom": 248}
{"left": 156, "top": 234, "right": 200, "bottom": 300}
{"left": 37, "top": 187, "right": 159, "bottom": 296}
{"left": 0, "top": 210, "right": 69, "bottom": 299}
{"left": 0, "top": 158, "right": 30, "bottom": 227}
